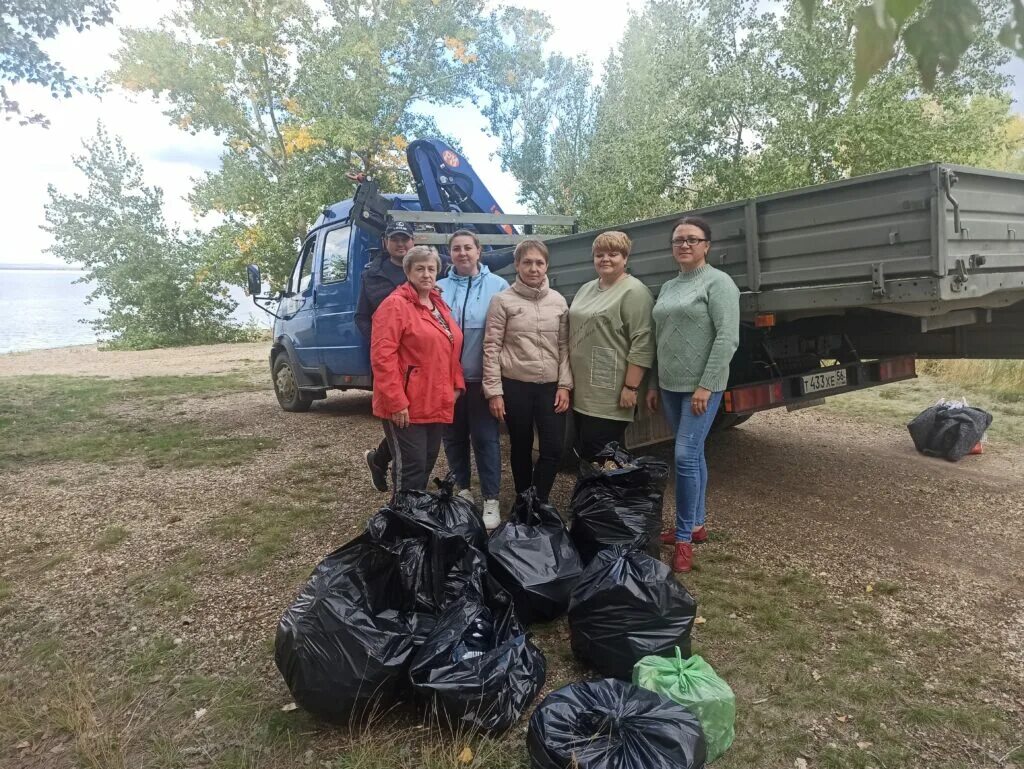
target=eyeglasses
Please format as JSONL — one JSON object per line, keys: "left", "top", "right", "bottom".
{"left": 671, "top": 237, "right": 708, "bottom": 248}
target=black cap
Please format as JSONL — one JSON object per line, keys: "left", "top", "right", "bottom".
{"left": 384, "top": 220, "right": 415, "bottom": 238}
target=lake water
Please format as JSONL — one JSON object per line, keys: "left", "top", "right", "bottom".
{"left": 0, "top": 269, "right": 267, "bottom": 354}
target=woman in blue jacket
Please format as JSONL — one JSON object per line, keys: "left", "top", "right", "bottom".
{"left": 437, "top": 230, "right": 510, "bottom": 529}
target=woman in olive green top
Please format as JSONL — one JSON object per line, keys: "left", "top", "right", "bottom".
{"left": 568, "top": 231, "right": 655, "bottom": 460}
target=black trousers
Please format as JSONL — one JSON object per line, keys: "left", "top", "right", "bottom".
{"left": 574, "top": 411, "right": 629, "bottom": 462}
{"left": 382, "top": 420, "right": 443, "bottom": 498}
{"left": 502, "top": 378, "right": 565, "bottom": 503}
{"left": 374, "top": 432, "right": 392, "bottom": 468}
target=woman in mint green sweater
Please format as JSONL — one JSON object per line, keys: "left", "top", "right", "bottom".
{"left": 647, "top": 216, "right": 740, "bottom": 573}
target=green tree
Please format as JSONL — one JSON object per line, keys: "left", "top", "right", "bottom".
{"left": 724, "top": 0, "right": 1018, "bottom": 194}
{"left": 501, "top": 0, "right": 1024, "bottom": 230}
{"left": 477, "top": 7, "right": 594, "bottom": 218}
{"left": 1, "top": 0, "right": 116, "bottom": 125}
{"left": 112, "top": 0, "right": 549, "bottom": 289}
{"left": 44, "top": 124, "right": 243, "bottom": 350}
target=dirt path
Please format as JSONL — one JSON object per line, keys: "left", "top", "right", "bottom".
{"left": 702, "top": 408, "right": 1024, "bottom": 675}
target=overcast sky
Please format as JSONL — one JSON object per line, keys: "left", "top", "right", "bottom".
{"left": 1, "top": 0, "right": 1020, "bottom": 266}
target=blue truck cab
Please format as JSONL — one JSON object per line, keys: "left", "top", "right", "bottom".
{"left": 246, "top": 138, "right": 550, "bottom": 412}
{"left": 256, "top": 194, "right": 422, "bottom": 411}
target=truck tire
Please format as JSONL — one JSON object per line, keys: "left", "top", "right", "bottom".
{"left": 273, "top": 355, "right": 314, "bottom": 412}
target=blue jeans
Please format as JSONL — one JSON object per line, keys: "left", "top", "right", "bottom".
{"left": 660, "top": 389, "right": 724, "bottom": 542}
{"left": 443, "top": 381, "right": 501, "bottom": 498}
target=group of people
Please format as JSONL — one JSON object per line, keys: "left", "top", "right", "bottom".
{"left": 355, "top": 217, "right": 740, "bottom": 573}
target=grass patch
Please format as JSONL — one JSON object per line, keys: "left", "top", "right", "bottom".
{"left": 34, "top": 551, "right": 72, "bottom": 573}
{"left": 94, "top": 525, "right": 129, "bottom": 551}
{"left": 920, "top": 359, "right": 1024, "bottom": 403}
{"left": 127, "top": 549, "right": 206, "bottom": 610}
{"left": 206, "top": 466, "right": 343, "bottom": 574}
{"left": 0, "top": 374, "right": 273, "bottom": 469}
{"left": 0, "top": 578, "right": 11, "bottom": 602}
{"left": 209, "top": 498, "right": 337, "bottom": 574}
{"left": 53, "top": 667, "right": 127, "bottom": 769}
{"left": 872, "top": 579, "right": 901, "bottom": 595}
{"left": 124, "top": 635, "right": 183, "bottom": 680}
{"left": 688, "top": 551, "right": 1020, "bottom": 769}
{"left": 823, "top": 373, "right": 1024, "bottom": 445}
{"left": 27, "top": 636, "right": 63, "bottom": 668}
{"left": 900, "top": 703, "right": 1008, "bottom": 735}
{"left": 326, "top": 725, "right": 527, "bottom": 769}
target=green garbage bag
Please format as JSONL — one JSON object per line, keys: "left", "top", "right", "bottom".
{"left": 633, "top": 648, "right": 736, "bottom": 763}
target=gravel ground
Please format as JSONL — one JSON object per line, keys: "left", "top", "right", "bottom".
{"left": 0, "top": 343, "right": 1021, "bottom": 766}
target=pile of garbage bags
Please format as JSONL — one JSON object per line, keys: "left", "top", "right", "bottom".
{"left": 528, "top": 678, "right": 707, "bottom": 769}
{"left": 569, "top": 543, "right": 698, "bottom": 679}
{"left": 569, "top": 443, "right": 668, "bottom": 562}
{"left": 908, "top": 399, "right": 992, "bottom": 462}
{"left": 275, "top": 479, "right": 544, "bottom": 731}
{"left": 276, "top": 461, "right": 736, "bottom": 763}
{"left": 486, "top": 488, "right": 584, "bottom": 625}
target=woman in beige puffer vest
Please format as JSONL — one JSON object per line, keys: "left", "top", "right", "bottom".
{"left": 482, "top": 239, "right": 573, "bottom": 503}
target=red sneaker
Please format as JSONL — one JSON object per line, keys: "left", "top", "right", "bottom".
{"left": 659, "top": 529, "right": 676, "bottom": 546}
{"left": 691, "top": 525, "right": 708, "bottom": 544}
{"left": 672, "top": 542, "right": 694, "bottom": 573}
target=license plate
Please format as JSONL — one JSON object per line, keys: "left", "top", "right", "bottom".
{"left": 802, "top": 369, "right": 848, "bottom": 394}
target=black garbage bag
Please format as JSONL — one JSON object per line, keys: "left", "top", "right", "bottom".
{"left": 409, "top": 583, "right": 546, "bottom": 736}
{"left": 527, "top": 678, "right": 707, "bottom": 769}
{"left": 485, "top": 488, "right": 584, "bottom": 625}
{"left": 569, "top": 544, "right": 697, "bottom": 679}
{"left": 569, "top": 442, "right": 668, "bottom": 563}
{"left": 365, "top": 501, "right": 487, "bottom": 615}
{"left": 396, "top": 473, "right": 487, "bottom": 549}
{"left": 907, "top": 401, "right": 992, "bottom": 462}
{"left": 275, "top": 505, "right": 485, "bottom": 723}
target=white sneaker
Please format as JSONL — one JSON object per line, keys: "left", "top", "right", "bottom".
{"left": 457, "top": 488, "right": 475, "bottom": 504}
{"left": 482, "top": 499, "right": 501, "bottom": 531}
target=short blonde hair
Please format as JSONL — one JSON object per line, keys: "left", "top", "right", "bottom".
{"left": 592, "top": 230, "right": 631, "bottom": 257}
{"left": 514, "top": 238, "right": 548, "bottom": 264}
{"left": 403, "top": 245, "right": 442, "bottom": 274}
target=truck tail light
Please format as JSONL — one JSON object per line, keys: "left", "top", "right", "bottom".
{"left": 754, "top": 312, "right": 776, "bottom": 328}
{"left": 724, "top": 381, "right": 785, "bottom": 413}
{"left": 879, "top": 356, "right": 916, "bottom": 381}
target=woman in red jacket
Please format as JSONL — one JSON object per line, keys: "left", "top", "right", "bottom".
{"left": 371, "top": 245, "right": 466, "bottom": 496}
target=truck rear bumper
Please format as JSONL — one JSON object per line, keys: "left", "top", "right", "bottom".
{"left": 723, "top": 355, "right": 917, "bottom": 415}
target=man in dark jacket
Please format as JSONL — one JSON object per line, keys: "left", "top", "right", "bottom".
{"left": 357, "top": 220, "right": 415, "bottom": 492}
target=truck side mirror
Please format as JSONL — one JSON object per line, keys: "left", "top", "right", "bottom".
{"left": 246, "top": 264, "right": 263, "bottom": 297}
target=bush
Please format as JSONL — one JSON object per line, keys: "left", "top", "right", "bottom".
{"left": 45, "top": 124, "right": 248, "bottom": 350}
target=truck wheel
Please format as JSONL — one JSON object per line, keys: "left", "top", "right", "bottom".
{"left": 273, "top": 355, "right": 314, "bottom": 412}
